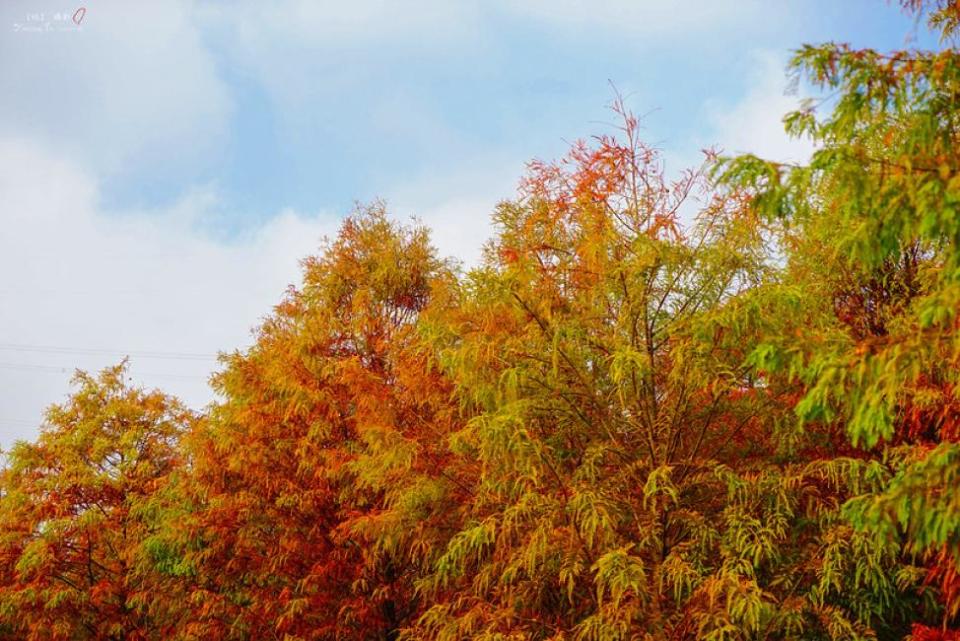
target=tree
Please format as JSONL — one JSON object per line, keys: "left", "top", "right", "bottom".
{"left": 169, "top": 204, "right": 463, "bottom": 640}
{"left": 718, "top": 0, "right": 960, "bottom": 636}
{"left": 407, "top": 101, "right": 919, "bottom": 640}
{"left": 0, "top": 363, "right": 191, "bottom": 641}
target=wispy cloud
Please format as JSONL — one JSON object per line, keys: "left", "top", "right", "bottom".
{"left": 0, "top": 136, "right": 338, "bottom": 446}
{"left": 703, "top": 51, "right": 814, "bottom": 164}
{"left": 1, "top": 1, "right": 230, "bottom": 183}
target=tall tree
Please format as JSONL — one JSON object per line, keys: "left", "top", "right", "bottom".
{"left": 719, "top": 0, "right": 960, "bottom": 636}
{"left": 0, "top": 363, "right": 191, "bottom": 641}
{"left": 408, "top": 102, "right": 919, "bottom": 640}
{"left": 170, "top": 204, "right": 463, "bottom": 640}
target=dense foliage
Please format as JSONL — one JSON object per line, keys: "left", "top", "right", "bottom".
{"left": 3, "top": 2, "right": 960, "bottom": 638}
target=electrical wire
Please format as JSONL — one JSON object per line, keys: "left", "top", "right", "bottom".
{"left": 0, "top": 361, "right": 208, "bottom": 381}
{"left": 0, "top": 343, "right": 217, "bottom": 362}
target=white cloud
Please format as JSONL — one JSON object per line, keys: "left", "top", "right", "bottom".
{"left": 396, "top": 195, "right": 499, "bottom": 269}
{"left": 0, "top": 0, "right": 230, "bottom": 177}
{"left": 0, "top": 137, "right": 339, "bottom": 449}
{"left": 385, "top": 153, "right": 522, "bottom": 268}
{"left": 0, "top": 135, "right": 502, "bottom": 450}
{"left": 704, "top": 51, "right": 815, "bottom": 164}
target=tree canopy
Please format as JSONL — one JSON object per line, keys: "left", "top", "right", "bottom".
{"left": 3, "top": 2, "right": 960, "bottom": 639}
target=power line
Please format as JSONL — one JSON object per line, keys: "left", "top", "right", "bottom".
{"left": 0, "top": 362, "right": 208, "bottom": 381}
{"left": 0, "top": 343, "right": 218, "bottom": 362}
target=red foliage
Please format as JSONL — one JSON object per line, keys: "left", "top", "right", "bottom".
{"left": 910, "top": 623, "right": 960, "bottom": 641}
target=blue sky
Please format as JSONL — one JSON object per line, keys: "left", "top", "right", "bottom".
{"left": 0, "top": 0, "right": 936, "bottom": 445}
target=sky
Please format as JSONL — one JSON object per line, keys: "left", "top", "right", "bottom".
{"left": 0, "top": 0, "right": 935, "bottom": 448}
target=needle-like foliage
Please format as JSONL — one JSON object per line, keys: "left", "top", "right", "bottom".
{"left": 2, "top": 3, "right": 959, "bottom": 639}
